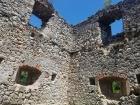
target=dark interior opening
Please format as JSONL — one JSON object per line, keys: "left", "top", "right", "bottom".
{"left": 29, "top": 0, "right": 54, "bottom": 29}
{"left": 136, "top": 74, "right": 140, "bottom": 84}
{"left": 99, "top": 19, "right": 124, "bottom": 45}
{"left": 99, "top": 77, "right": 127, "bottom": 100}
{"left": 98, "top": 9, "right": 124, "bottom": 45}
{"left": 16, "top": 65, "right": 41, "bottom": 86}
{"left": 31, "top": 32, "right": 35, "bottom": 37}
{"left": 51, "top": 73, "right": 57, "bottom": 81}
{"left": 0, "top": 57, "right": 4, "bottom": 63}
{"left": 33, "top": 0, "right": 53, "bottom": 22}
{"left": 89, "top": 77, "right": 95, "bottom": 85}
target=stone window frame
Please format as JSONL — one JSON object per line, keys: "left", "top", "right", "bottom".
{"left": 16, "top": 65, "right": 41, "bottom": 86}
{"left": 95, "top": 72, "right": 130, "bottom": 100}
{"left": 98, "top": 8, "right": 125, "bottom": 45}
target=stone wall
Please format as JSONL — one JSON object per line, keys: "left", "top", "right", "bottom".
{"left": 69, "top": 0, "right": 140, "bottom": 105}
{"left": 0, "top": 0, "right": 140, "bottom": 105}
{"left": 0, "top": 0, "right": 73, "bottom": 105}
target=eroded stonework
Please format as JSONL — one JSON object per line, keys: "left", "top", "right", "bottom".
{"left": 0, "top": 0, "right": 140, "bottom": 105}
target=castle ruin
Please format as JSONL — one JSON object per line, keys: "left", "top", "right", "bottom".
{"left": 0, "top": 0, "right": 140, "bottom": 105}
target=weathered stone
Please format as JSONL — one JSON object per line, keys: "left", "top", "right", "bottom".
{"left": 0, "top": 0, "right": 140, "bottom": 105}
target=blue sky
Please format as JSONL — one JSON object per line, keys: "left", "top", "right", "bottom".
{"left": 51, "top": 0, "right": 123, "bottom": 25}
{"left": 29, "top": 14, "right": 42, "bottom": 29}
{"left": 29, "top": 0, "right": 123, "bottom": 35}
{"left": 111, "top": 19, "right": 123, "bottom": 35}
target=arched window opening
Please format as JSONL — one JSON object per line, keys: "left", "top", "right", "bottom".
{"left": 16, "top": 65, "right": 41, "bottom": 86}
{"left": 99, "top": 77, "right": 128, "bottom": 100}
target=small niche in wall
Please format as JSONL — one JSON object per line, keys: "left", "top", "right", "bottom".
{"left": 30, "top": 32, "right": 35, "bottom": 37}
{"left": 16, "top": 65, "right": 41, "bottom": 86}
{"left": 51, "top": 73, "right": 57, "bottom": 81}
{"left": 89, "top": 77, "right": 95, "bottom": 85}
{"left": 136, "top": 74, "right": 140, "bottom": 84}
{"left": 0, "top": 57, "right": 4, "bottom": 63}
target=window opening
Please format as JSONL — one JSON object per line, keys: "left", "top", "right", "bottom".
{"left": 30, "top": 32, "right": 35, "bottom": 37}
{"left": 136, "top": 74, "right": 140, "bottom": 84}
{"left": 99, "top": 77, "right": 127, "bottom": 100}
{"left": 29, "top": 0, "right": 54, "bottom": 29}
{"left": 0, "top": 57, "right": 4, "bottom": 63}
{"left": 16, "top": 65, "right": 41, "bottom": 86}
{"left": 51, "top": 73, "right": 57, "bottom": 81}
{"left": 89, "top": 77, "right": 95, "bottom": 85}
{"left": 100, "top": 18, "right": 124, "bottom": 45}
{"left": 99, "top": 10, "right": 123, "bottom": 45}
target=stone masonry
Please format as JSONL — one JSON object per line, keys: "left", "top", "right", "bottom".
{"left": 0, "top": 0, "right": 140, "bottom": 105}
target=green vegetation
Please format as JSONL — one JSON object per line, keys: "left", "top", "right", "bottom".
{"left": 20, "top": 71, "right": 28, "bottom": 85}
{"left": 112, "top": 81, "right": 121, "bottom": 93}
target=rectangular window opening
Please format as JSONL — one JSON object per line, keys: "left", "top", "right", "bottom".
{"left": 136, "top": 74, "right": 140, "bottom": 84}
{"left": 89, "top": 77, "right": 95, "bottom": 85}
{"left": 100, "top": 18, "right": 124, "bottom": 45}
{"left": 99, "top": 77, "right": 127, "bottom": 100}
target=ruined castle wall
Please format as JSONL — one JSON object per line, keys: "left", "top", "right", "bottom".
{"left": 0, "top": 0, "right": 140, "bottom": 105}
{"left": 0, "top": 0, "right": 73, "bottom": 105}
{"left": 69, "top": 0, "right": 140, "bottom": 105}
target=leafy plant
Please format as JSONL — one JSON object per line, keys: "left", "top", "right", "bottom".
{"left": 112, "top": 81, "right": 121, "bottom": 93}
{"left": 20, "top": 71, "right": 28, "bottom": 85}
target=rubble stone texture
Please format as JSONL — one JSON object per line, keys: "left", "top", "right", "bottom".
{"left": 0, "top": 0, "right": 140, "bottom": 105}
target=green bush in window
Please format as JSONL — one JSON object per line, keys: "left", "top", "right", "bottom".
{"left": 112, "top": 81, "right": 121, "bottom": 93}
{"left": 20, "top": 71, "right": 28, "bottom": 85}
